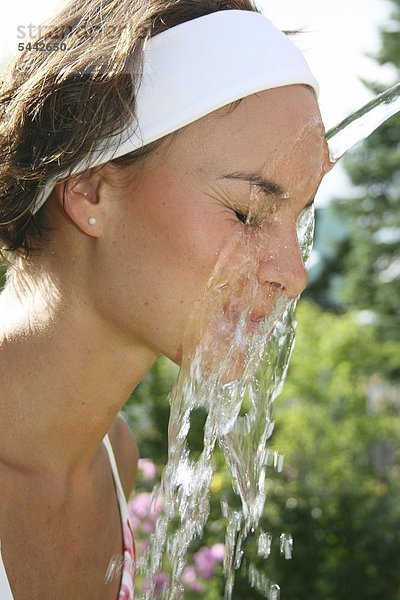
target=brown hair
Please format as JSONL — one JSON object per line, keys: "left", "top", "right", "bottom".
{"left": 0, "top": 0, "right": 259, "bottom": 262}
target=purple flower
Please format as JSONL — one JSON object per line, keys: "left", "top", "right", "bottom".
{"left": 143, "top": 572, "right": 170, "bottom": 598}
{"left": 140, "top": 517, "right": 157, "bottom": 534}
{"left": 182, "top": 566, "right": 205, "bottom": 593}
{"left": 138, "top": 458, "right": 157, "bottom": 480}
{"left": 192, "top": 544, "right": 224, "bottom": 579}
{"left": 137, "top": 538, "right": 150, "bottom": 555}
{"left": 154, "top": 572, "right": 170, "bottom": 597}
{"left": 193, "top": 547, "right": 217, "bottom": 579}
{"left": 128, "top": 492, "right": 163, "bottom": 529}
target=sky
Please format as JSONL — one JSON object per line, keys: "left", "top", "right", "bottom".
{"left": 0, "top": 0, "right": 397, "bottom": 205}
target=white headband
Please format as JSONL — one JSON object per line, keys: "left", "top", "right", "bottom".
{"left": 32, "top": 9, "right": 319, "bottom": 214}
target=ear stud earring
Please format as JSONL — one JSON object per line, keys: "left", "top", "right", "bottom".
{"left": 88, "top": 217, "right": 97, "bottom": 225}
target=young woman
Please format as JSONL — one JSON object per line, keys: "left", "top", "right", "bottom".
{"left": 0, "top": 0, "right": 330, "bottom": 597}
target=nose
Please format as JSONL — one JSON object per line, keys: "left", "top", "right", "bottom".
{"left": 256, "top": 222, "right": 308, "bottom": 299}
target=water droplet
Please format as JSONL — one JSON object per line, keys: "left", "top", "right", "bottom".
{"left": 265, "top": 449, "right": 274, "bottom": 466}
{"left": 279, "top": 533, "right": 293, "bottom": 559}
{"left": 270, "top": 583, "right": 281, "bottom": 599}
{"left": 266, "top": 419, "right": 275, "bottom": 439}
{"left": 257, "top": 531, "right": 273, "bottom": 558}
{"left": 276, "top": 453, "right": 284, "bottom": 473}
{"left": 234, "top": 550, "right": 244, "bottom": 569}
{"left": 104, "top": 554, "right": 124, "bottom": 584}
{"left": 248, "top": 562, "right": 271, "bottom": 596}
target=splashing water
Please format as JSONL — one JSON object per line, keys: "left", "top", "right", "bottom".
{"left": 136, "top": 83, "right": 400, "bottom": 599}
{"left": 136, "top": 171, "right": 315, "bottom": 598}
{"left": 326, "top": 82, "right": 400, "bottom": 161}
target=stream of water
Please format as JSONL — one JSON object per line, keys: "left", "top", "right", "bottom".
{"left": 326, "top": 82, "right": 400, "bottom": 161}
{"left": 135, "top": 81, "right": 400, "bottom": 599}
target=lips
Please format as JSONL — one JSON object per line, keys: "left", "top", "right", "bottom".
{"left": 222, "top": 303, "right": 271, "bottom": 332}
{"left": 249, "top": 312, "right": 266, "bottom": 323}
{"left": 223, "top": 303, "right": 265, "bottom": 320}
{"left": 250, "top": 316, "right": 265, "bottom": 323}
{"left": 245, "top": 314, "right": 268, "bottom": 335}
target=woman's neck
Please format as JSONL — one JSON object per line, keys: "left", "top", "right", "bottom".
{"left": 0, "top": 274, "right": 156, "bottom": 483}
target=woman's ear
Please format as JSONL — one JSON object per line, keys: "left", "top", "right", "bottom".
{"left": 54, "top": 171, "right": 105, "bottom": 237}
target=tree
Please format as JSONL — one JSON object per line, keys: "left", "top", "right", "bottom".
{"left": 263, "top": 301, "right": 400, "bottom": 600}
{"left": 306, "top": 0, "right": 400, "bottom": 341}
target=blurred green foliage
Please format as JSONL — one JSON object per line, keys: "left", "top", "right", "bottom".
{"left": 125, "top": 301, "right": 400, "bottom": 599}
{"left": 259, "top": 301, "right": 400, "bottom": 600}
{"left": 307, "top": 0, "right": 400, "bottom": 341}
{"left": 122, "top": 355, "right": 179, "bottom": 460}
{"left": 378, "top": 0, "right": 400, "bottom": 67}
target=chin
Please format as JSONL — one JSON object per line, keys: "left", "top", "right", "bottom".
{"left": 155, "top": 337, "right": 184, "bottom": 367}
{"left": 169, "top": 345, "right": 183, "bottom": 367}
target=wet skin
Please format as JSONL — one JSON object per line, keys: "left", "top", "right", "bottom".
{"left": 63, "top": 84, "right": 330, "bottom": 366}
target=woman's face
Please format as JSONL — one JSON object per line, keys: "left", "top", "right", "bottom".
{"left": 92, "top": 84, "right": 330, "bottom": 365}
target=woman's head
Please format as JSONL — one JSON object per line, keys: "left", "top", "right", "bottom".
{"left": 0, "top": 0, "right": 262, "bottom": 260}
{"left": 0, "top": 0, "right": 329, "bottom": 366}
{"left": 37, "top": 84, "right": 327, "bottom": 367}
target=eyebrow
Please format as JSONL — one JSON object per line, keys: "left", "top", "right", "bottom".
{"left": 216, "top": 171, "right": 286, "bottom": 198}
{"left": 217, "top": 171, "right": 316, "bottom": 207}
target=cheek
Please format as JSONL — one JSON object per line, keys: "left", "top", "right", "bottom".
{"left": 127, "top": 178, "right": 232, "bottom": 289}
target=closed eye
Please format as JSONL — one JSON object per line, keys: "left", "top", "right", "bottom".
{"left": 234, "top": 208, "right": 264, "bottom": 228}
{"left": 234, "top": 209, "right": 248, "bottom": 224}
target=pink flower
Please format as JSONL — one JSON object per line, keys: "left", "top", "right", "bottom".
{"left": 140, "top": 517, "right": 158, "bottom": 534}
{"left": 182, "top": 566, "right": 205, "bottom": 593}
{"left": 138, "top": 458, "right": 157, "bottom": 480}
{"left": 128, "top": 492, "right": 153, "bottom": 520}
{"left": 210, "top": 543, "right": 225, "bottom": 562}
{"left": 128, "top": 493, "right": 164, "bottom": 529}
{"left": 143, "top": 572, "right": 170, "bottom": 598}
{"left": 137, "top": 538, "right": 150, "bottom": 555}
{"left": 193, "top": 547, "right": 219, "bottom": 579}
{"left": 154, "top": 572, "right": 170, "bottom": 597}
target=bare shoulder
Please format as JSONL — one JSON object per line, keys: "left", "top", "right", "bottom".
{"left": 108, "top": 414, "right": 139, "bottom": 501}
